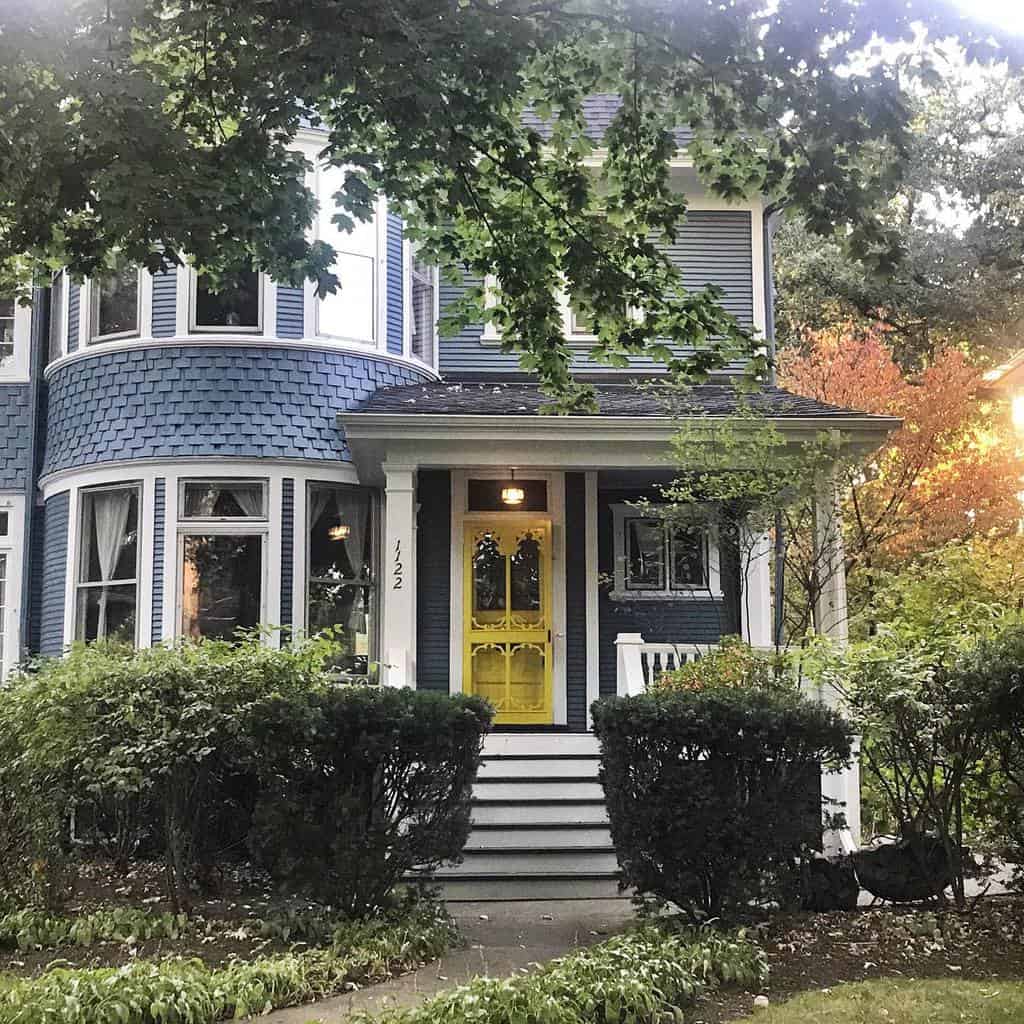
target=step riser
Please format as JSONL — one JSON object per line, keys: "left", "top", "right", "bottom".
{"left": 441, "top": 878, "right": 625, "bottom": 901}
{"left": 483, "top": 734, "right": 600, "bottom": 757}
{"left": 439, "top": 851, "right": 619, "bottom": 875}
{"left": 478, "top": 757, "right": 601, "bottom": 779}
{"left": 474, "top": 781, "right": 604, "bottom": 801}
{"left": 467, "top": 827, "right": 611, "bottom": 849}
{"left": 472, "top": 803, "right": 609, "bottom": 826}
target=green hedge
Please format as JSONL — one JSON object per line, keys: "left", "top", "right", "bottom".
{"left": 592, "top": 688, "right": 852, "bottom": 918}
{"left": 353, "top": 924, "right": 766, "bottom": 1024}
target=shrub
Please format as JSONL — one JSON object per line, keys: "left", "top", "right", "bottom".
{"left": 249, "top": 686, "right": 493, "bottom": 916}
{"left": 357, "top": 923, "right": 766, "bottom": 1024}
{"left": 654, "top": 635, "right": 789, "bottom": 692}
{"left": 592, "top": 688, "right": 852, "bottom": 919}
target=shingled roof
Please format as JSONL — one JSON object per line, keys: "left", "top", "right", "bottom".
{"left": 353, "top": 381, "right": 891, "bottom": 421}
{"left": 521, "top": 94, "right": 694, "bottom": 148}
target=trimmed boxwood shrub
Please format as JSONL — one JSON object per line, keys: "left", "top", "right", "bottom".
{"left": 592, "top": 688, "right": 852, "bottom": 918}
{"left": 249, "top": 686, "right": 493, "bottom": 916}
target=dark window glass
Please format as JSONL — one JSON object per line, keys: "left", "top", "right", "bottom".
{"left": 181, "top": 534, "right": 263, "bottom": 640}
{"left": 77, "top": 585, "right": 137, "bottom": 644}
{"left": 48, "top": 274, "right": 64, "bottom": 362}
{"left": 671, "top": 529, "right": 708, "bottom": 588}
{"left": 411, "top": 257, "right": 435, "bottom": 363}
{"left": 194, "top": 268, "right": 260, "bottom": 329}
{"left": 510, "top": 531, "right": 541, "bottom": 612}
{"left": 625, "top": 518, "right": 665, "bottom": 590}
{"left": 91, "top": 266, "right": 139, "bottom": 339}
{"left": 472, "top": 531, "right": 506, "bottom": 612}
{"left": 467, "top": 479, "right": 548, "bottom": 512}
{"left": 0, "top": 511, "right": 8, "bottom": 537}
{"left": 182, "top": 481, "right": 266, "bottom": 519}
{"left": 0, "top": 298, "right": 14, "bottom": 364}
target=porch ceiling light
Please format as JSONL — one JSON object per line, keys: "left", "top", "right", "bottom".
{"left": 501, "top": 469, "right": 525, "bottom": 507}
{"left": 328, "top": 523, "right": 352, "bottom": 541}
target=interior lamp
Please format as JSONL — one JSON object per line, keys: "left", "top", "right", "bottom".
{"left": 501, "top": 470, "right": 525, "bottom": 507}
{"left": 328, "top": 523, "right": 352, "bottom": 541}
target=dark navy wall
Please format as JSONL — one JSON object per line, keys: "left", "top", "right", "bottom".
{"left": 38, "top": 491, "right": 70, "bottom": 657}
{"left": 276, "top": 286, "right": 304, "bottom": 339}
{"left": 438, "top": 210, "right": 754, "bottom": 378}
{"left": 564, "top": 473, "right": 588, "bottom": 730}
{"left": 280, "top": 478, "right": 295, "bottom": 627}
{"left": 596, "top": 489, "right": 740, "bottom": 697}
{"left": 152, "top": 270, "right": 177, "bottom": 338}
{"left": 0, "top": 386, "right": 34, "bottom": 489}
{"left": 415, "top": 470, "right": 451, "bottom": 693}
{"left": 386, "top": 214, "right": 404, "bottom": 356}
{"left": 42, "top": 346, "right": 431, "bottom": 477}
{"left": 67, "top": 284, "right": 81, "bottom": 354}
{"left": 151, "top": 478, "right": 166, "bottom": 644}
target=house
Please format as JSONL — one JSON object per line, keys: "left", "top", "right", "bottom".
{"left": 0, "top": 99, "right": 896, "bottom": 898}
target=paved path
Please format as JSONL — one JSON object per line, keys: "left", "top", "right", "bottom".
{"left": 254, "top": 899, "right": 635, "bottom": 1023}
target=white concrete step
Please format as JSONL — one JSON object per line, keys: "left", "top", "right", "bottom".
{"left": 473, "top": 779, "right": 604, "bottom": 801}
{"left": 438, "top": 849, "right": 619, "bottom": 876}
{"left": 482, "top": 733, "right": 600, "bottom": 757}
{"left": 477, "top": 756, "right": 601, "bottom": 779}
{"left": 466, "top": 825, "right": 611, "bottom": 849}
{"left": 439, "top": 875, "right": 625, "bottom": 901}
{"left": 471, "top": 800, "right": 609, "bottom": 826}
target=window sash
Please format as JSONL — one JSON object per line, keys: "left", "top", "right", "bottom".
{"left": 89, "top": 267, "right": 141, "bottom": 342}
{"left": 179, "top": 532, "right": 265, "bottom": 640}
{"left": 48, "top": 273, "right": 65, "bottom": 363}
{"left": 669, "top": 529, "right": 709, "bottom": 590}
{"left": 623, "top": 516, "right": 711, "bottom": 593}
{"left": 179, "top": 479, "right": 268, "bottom": 520}
{"left": 0, "top": 299, "right": 14, "bottom": 365}
{"left": 191, "top": 268, "right": 263, "bottom": 333}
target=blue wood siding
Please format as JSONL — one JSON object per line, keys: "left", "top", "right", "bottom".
{"left": 276, "top": 286, "right": 304, "bottom": 339}
{"left": 280, "top": 478, "right": 295, "bottom": 627}
{"left": 596, "top": 489, "right": 740, "bottom": 697}
{"left": 438, "top": 210, "right": 754, "bottom": 378}
{"left": 39, "top": 491, "right": 70, "bottom": 657}
{"left": 152, "top": 269, "right": 177, "bottom": 338}
{"left": 564, "top": 472, "right": 588, "bottom": 730}
{"left": 151, "top": 478, "right": 165, "bottom": 643}
{"left": 415, "top": 470, "right": 450, "bottom": 692}
{"left": 42, "top": 347, "right": 432, "bottom": 476}
{"left": 386, "top": 214, "right": 404, "bottom": 355}
{"left": 66, "top": 284, "right": 80, "bottom": 353}
{"left": 0, "top": 386, "right": 34, "bottom": 489}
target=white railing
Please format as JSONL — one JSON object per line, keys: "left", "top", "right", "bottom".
{"left": 614, "top": 633, "right": 716, "bottom": 696}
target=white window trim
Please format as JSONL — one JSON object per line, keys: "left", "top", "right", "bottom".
{"left": 47, "top": 271, "right": 69, "bottom": 365}
{"left": 0, "top": 494, "right": 26, "bottom": 680}
{"left": 404, "top": 240, "right": 439, "bottom": 369}
{"left": 188, "top": 267, "right": 265, "bottom": 335}
{"left": 74, "top": 482, "right": 143, "bottom": 646}
{"left": 610, "top": 502, "right": 722, "bottom": 602}
{"left": 0, "top": 297, "right": 32, "bottom": 383}
{"left": 86, "top": 267, "right": 145, "bottom": 346}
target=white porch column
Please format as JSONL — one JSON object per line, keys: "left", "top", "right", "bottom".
{"left": 812, "top": 476, "right": 848, "bottom": 642}
{"left": 739, "top": 526, "right": 772, "bottom": 648}
{"left": 382, "top": 465, "right": 417, "bottom": 688}
{"left": 615, "top": 632, "right": 646, "bottom": 697}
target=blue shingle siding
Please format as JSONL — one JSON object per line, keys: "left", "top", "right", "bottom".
{"left": 438, "top": 210, "right": 754, "bottom": 378}
{"left": 276, "top": 286, "right": 304, "bottom": 339}
{"left": 596, "top": 489, "right": 739, "bottom": 697}
{"left": 386, "top": 214, "right": 404, "bottom": 355}
{"left": 151, "top": 478, "right": 166, "bottom": 644}
{"left": 151, "top": 269, "right": 177, "bottom": 338}
{"left": 415, "top": 470, "right": 451, "bottom": 692}
{"left": 67, "top": 284, "right": 81, "bottom": 353}
{"left": 0, "top": 386, "right": 34, "bottom": 489}
{"left": 280, "top": 478, "right": 295, "bottom": 627}
{"left": 42, "top": 346, "right": 431, "bottom": 477}
{"left": 39, "top": 491, "right": 70, "bottom": 657}
{"left": 564, "top": 473, "right": 588, "bottom": 730}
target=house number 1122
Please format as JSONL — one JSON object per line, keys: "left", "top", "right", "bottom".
{"left": 393, "top": 539, "right": 404, "bottom": 590}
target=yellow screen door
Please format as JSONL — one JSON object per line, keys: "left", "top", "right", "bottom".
{"left": 464, "top": 518, "right": 553, "bottom": 725}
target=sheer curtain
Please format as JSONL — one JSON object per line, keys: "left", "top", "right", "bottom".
{"left": 227, "top": 483, "right": 264, "bottom": 518}
{"left": 334, "top": 489, "right": 368, "bottom": 580}
{"left": 92, "top": 490, "right": 132, "bottom": 636}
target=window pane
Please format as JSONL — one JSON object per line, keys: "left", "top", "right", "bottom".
{"left": 93, "top": 267, "right": 139, "bottom": 338}
{"left": 182, "top": 481, "right": 266, "bottom": 518}
{"left": 0, "top": 511, "right": 8, "bottom": 537}
{"left": 473, "top": 532, "right": 506, "bottom": 613}
{"left": 467, "top": 479, "right": 547, "bottom": 512}
{"left": 626, "top": 519, "right": 665, "bottom": 589}
{"left": 411, "top": 260, "right": 434, "bottom": 362}
{"left": 510, "top": 531, "right": 541, "bottom": 613}
{"left": 671, "top": 530, "right": 707, "bottom": 588}
{"left": 308, "top": 484, "right": 373, "bottom": 581}
{"left": 76, "top": 584, "right": 137, "bottom": 644}
{"left": 48, "top": 274, "right": 64, "bottom": 362}
{"left": 319, "top": 252, "right": 375, "bottom": 341}
{"left": 0, "top": 298, "right": 14, "bottom": 365}
{"left": 308, "top": 581, "right": 372, "bottom": 674}
{"left": 80, "top": 488, "right": 139, "bottom": 584}
{"left": 195, "top": 268, "right": 260, "bottom": 328}
{"left": 181, "top": 534, "right": 263, "bottom": 640}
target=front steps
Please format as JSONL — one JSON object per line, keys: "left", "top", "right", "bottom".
{"left": 435, "top": 732, "right": 624, "bottom": 901}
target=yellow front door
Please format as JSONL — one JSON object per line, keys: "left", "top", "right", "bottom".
{"left": 464, "top": 518, "right": 553, "bottom": 725}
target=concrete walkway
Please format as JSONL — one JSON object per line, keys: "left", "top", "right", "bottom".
{"left": 255, "top": 899, "right": 635, "bottom": 1023}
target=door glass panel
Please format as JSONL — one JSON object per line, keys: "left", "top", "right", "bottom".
{"left": 510, "top": 530, "right": 542, "bottom": 627}
{"left": 472, "top": 531, "right": 506, "bottom": 626}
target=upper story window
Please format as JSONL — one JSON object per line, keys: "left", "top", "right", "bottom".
{"left": 0, "top": 299, "right": 14, "bottom": 366}
{"left": 191, "top": 266, "right": 262, "bottom": 333}
{"left": 316, "top": 165, "right": 380, "bottom": 345}
{"left": 410, "top": 254, "right": 436, "bottom": 364}
{"left": 89, "top": 264, "right": 141, "bottom": 343}
{"left": 48, "top": 272, "right": 65, "bottom": 363}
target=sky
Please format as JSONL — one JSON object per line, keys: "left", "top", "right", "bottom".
{"left": 951, "top": 0, "right": 1024, "bottom": 36}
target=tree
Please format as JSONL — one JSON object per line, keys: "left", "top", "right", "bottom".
{"left": 775, "top": 68, "right": 1024, "bottom": 369}
{"left": 2, "top": 1, "right": 1021, "bottom": 406}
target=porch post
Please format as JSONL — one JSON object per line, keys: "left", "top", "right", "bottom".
{"left": 739, "top": 525, "right": 772, "bottom": 648}
{"left": 382, "top": 464, "right": 417, "bottom": 687}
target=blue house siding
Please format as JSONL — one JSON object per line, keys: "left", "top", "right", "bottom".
{"left": 276, "top": 286, "right": 304, "bottom": 339}
{"left": 151, "top": 478, "right": 166, "bottom": 644}
{"left": 0, "top": 386, "right": 35, "bottom": 489}
{"left": 67, "top": 284, "right": 81, "bottom": 353}
{"left": 386, "top": 215, "right": 404, "bottom": 356}
{"left": 152, "top": 269, "right": 177, "bottom": 338}
{"left": 438, "top": 210, "right": 754, "bottom": 378}
{"left": 564, "top": 473, "right": 588, "bottom": 730}
{"left": 280, "top": 478, "right": 295, "bottom": 627}
{"left": 415, "top": 470, "right": 451, "bottom": 692}
{"left": 596, "top": 489, "right": 739, "bottom": 697}
{"left": 39, "top": 491, "right": 70, "bottom": 657}
{"left": 42, "top": 346, "right": 432, "bottom": 477}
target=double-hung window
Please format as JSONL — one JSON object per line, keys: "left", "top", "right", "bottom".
{"left": 191, "top": 266, "right": 262, "bottom": 333}
{"left": 76, "top": 484, "right": 141, "bottom": 643}
{"left": 179, "top": 480, "right": 268, "bottom": 640}
{"left": 307, "top": 483, "right": 377, "bottom": 675}
{"left": 89, "top": 264, "right": 141, "bottom": 342}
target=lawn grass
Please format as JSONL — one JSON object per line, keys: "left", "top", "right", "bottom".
{"left": 752, "top": 979, "right": 1024, "bottom": 1023}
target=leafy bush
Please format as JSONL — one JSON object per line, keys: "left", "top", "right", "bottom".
{"left": 0, "top": 900, "right": 457, "bottom": 1023}
{"left": 357, "top": 923, "right": 766, "bottom": 1024}
{"left": 592, "top": 688, "right": 852, "bottom": 918}
{"left": 0, "top": 907, "right": 189, "bottom": 950}
{"left": 249, "top": 686, "right": 493, "bottom": 915}
{"left": 655, "top": 635, "right": 789, "bottom": 692}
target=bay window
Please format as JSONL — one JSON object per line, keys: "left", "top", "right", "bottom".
{"left": 76, "top": 484, "right": 140, "bottom": 643}
{"left": 307, "top": 483, "right": 376, "bottom": 675}
{"left": 89, "top": 264, "right": 141, "bottom": 342}
{"left": 179, "top": 480, "right": 267, "bottom": 640}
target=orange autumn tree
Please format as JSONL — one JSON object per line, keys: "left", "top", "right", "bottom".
{"left": 779, "top": 325, "right": 1024, "bottom": 593}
